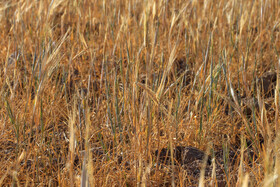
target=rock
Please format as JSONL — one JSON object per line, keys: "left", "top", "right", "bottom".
{"left": 155, "top": 146, "right": 211, "bottom": 174}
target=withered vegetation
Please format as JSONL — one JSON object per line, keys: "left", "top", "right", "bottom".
{"left": 0, "top": 0, "right": 280, "bottom": 186}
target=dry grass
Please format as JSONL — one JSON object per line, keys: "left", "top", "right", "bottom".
{"left": 0, "top": 0, "right": 280, "bottom": 186}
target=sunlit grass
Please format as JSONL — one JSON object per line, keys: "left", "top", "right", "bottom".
{"left": 0, "top": 0, "right": 280, "bottom": 186}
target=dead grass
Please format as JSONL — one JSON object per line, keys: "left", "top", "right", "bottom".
{"left": 0, "top": 0, "right": 280, "bottom": 186}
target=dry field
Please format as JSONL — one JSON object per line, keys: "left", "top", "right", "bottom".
{"left": 1, "top": 0, "right": 280, "bottom": 186}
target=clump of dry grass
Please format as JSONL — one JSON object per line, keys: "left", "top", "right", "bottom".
{"left": 0, "top": 0, "right": 280, "bottom": 186}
